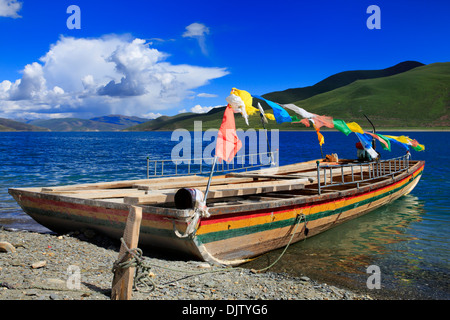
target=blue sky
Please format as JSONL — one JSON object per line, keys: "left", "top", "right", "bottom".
{"left": 0, "top": 0, "right": 448, "bottom": 120}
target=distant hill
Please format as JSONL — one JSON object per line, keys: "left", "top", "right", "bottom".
{"left": 28, "top": 118, "right": 120, "bottom": 131}
{"left": 126, "top": 109, "right": 224, "bottom": 131}
{"left": 0, "top": 118, "right": 50, "bottom": 132}
{"left": 127, "top": 61, "right": 449, "bottom": 131}
{"left": 263, "top": 61, "right": 425, "bottom": 103}
{"left": 27, "top": 115, "right": 149, "bottom": 131}
{"left": 90, "top": 114, "right": 149, "bottom": 127}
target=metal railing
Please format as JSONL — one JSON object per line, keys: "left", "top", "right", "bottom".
{"left": 146, "top": 150, "right": 279, "bottom": 178}
{"left": 316, "top": 154, "right": 410, "bottom": 195}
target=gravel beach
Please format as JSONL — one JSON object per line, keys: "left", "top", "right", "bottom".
{"left": 0, "top": 227, "right": 373, "bottom": 301}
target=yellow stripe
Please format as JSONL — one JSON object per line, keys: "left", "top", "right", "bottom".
{"left": 198, "top": 171, "right": 417, "bottom": 235}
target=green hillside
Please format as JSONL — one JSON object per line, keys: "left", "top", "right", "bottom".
{"left": 263, "top": 61, "right": 424, "bottom": 103}
{"left": 128, "top": 112, "right": 202, "bottom": 131}
{"left": 291, "top": 62, "right": 450, "bottom": 128}
{"left": 0, "top": 118, "right": 50, "bottom": 132}
{"left": 127, "top": 62, "right": 449, "bottom": 131}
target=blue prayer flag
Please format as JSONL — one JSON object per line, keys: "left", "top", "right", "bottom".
{"left": 253, "top": 95, "right": 292, "bottom": 124}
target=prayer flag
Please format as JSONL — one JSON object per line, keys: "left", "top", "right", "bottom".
{"left": 365, "top": 132, "right": 391, "bottom": 151}
{"left": 282, "top": 104, "right": 315, "bottom": 119}
{"left": 385, "top": 135, "right": 425, "bottom": 152}
{"left": 282, "top": 104, "right": 333, "bottom": 128}
{"left": 313, "top": 124, "right": 325, "bottom": 146}
{"left": 231, "top": 88, "right": 259, "bottom": 116}
{"left": 290, "top": 115, "right": 301, "bottom": 122}
{"left": 253, "top": 95, "right": 292, "bottom": 123}
{"left": 215, "top": 106, "right": 242, "bottom": 162}
{"left": 346, "top": 122, "right": 364, "bottom": 134}
{"left": 355, "top": 132, "right": 378, "bottom": 159}
{"left": 333, "top": 119, "right": 352, "bottom": 136}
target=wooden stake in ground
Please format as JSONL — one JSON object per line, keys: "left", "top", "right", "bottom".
{"left": 111, "top": 205, "right": 142, "bottom": 300}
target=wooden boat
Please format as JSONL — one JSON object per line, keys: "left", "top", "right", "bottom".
{"left": 8, "top": 154, "right": 424, "bottom": 266}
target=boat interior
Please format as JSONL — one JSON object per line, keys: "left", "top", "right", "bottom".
{"left": 33, "top": 155, "right": 418, "bottom": 210}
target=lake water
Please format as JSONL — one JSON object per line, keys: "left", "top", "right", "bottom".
{"left": 0, "top": 131, "right": 448, "bottom": 299}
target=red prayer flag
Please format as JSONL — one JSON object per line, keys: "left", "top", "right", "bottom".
{"left": 215, "top": 106, "right": 242, "bottom": 162}
{"left": 300, "top": 118, "right": 310, "bottom": 127}
{"left": 312, "top": 115, "right": 334, "bottom": 129}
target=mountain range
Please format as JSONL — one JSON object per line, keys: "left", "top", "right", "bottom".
{"left": 1, "top": 61, "right": 448, "bottom": 132}
{"left": 0, "top": 115, "right": 149, "bottom": 132}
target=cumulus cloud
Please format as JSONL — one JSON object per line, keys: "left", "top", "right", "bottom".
{"left": 0, "top": 35, "right": 229, "bottom": 119}
{"left": 8, "top": 62, "right": 46, "bottom": 100}
{"left": 182, "top": 22, "right": 210, "bottom": 56}
{"left": 190, "top": 104, "right": 219, "bottom": 114}
{"left": 0, "top": 0, "right": 22, "bottom": 18}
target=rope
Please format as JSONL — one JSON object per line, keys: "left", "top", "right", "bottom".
{"left": 250, "top": 213, "right": 307, "bottom": 273}
{"left": 112, "top": 240, "right": 156, "bottom": 293}
{"left": 112, "top": 213, "right": 308, "bottom": 293}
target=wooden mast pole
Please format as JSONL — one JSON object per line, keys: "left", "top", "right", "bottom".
{"left": 111, "top": 205, "right": 142, "bottom": 300}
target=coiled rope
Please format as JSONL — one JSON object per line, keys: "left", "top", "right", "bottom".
{"left": 113, "top": 213, "right": 308, "bottom": 293}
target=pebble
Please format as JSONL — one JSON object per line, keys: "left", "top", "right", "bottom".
{"left": 0, "top": 241, "right": 15, "bottom": 253}
{"left": 31, "top": 260, "right": 46, "bottom": 269}
{"left": 0, "top": 228, "right": 373, "bottom": 301}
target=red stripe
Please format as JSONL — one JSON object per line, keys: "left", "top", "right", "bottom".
{"left": 21, "top": 195, "right": 171, "bottom": 223}
{"left": 200, "top": 164, "right": 424, "bottom": 226}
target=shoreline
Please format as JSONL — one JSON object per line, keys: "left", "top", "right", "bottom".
{"left": 0, "top": 227, "right": 376, "bottom": 301}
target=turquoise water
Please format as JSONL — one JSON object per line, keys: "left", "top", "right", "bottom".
{"left": 0, "top": 131, "right": 448, "bottom": 299}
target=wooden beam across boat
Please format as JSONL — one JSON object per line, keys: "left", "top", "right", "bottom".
{"left": 42, "top": 188, "right": 149, "bottom": 200}
{"left": 124, "top": 178, "right": 306, "bottom": 205}
{"left": 133, "top": 176, "right": 264, "bottom": 191}
{"left": 225, "top": 172, "right": 313, "bottom": 181}
{"left": 40, "top": 175, "right": 199, "bottom": 192}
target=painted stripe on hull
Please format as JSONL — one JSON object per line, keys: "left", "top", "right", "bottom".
{"left": 197, "top": 167, "right": 423, "bottom": 250}
{"left": 16, "top": 194, "right": 192, "bottom": 245}
{"left": 212, "top": 176, "right": 414, "bottom": 260}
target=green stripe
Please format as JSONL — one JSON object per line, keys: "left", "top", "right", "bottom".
{"left": 197, "top": 171, "right": 422, "bottom": 244}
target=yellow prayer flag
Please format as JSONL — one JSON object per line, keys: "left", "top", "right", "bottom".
{"left": 346, "top": 122, "right": 364, "bottom": 134}
{"left": 231, "top": 88, "right": 259, "bottom": 116}
{"left": 313, "top": 124, "right": 325, "bottom": 146}
{"left": 317, "top": 131, "right": 325, "bottom": 146}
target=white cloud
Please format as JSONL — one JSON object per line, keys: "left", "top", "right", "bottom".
{"left": 197, "top": 93, "right": 218, "bottom": 98}
{"left": 142, "top": 112, "right": 162, "bottom": 119}
{"left": 183, "top": 23, "right": 209, "bottom": 38}
{"left": 182, "top": 22, "right": 210, "bottom": 56}
{"left": 0, "top": 35, "right": 229, "bottom": 119}
{"left": 8, "top": 62, "right": 46, "bottom": 100}
{"left": 190, "top": 104, "right": 219, "bottom": 114}
{"left": 0, "top": 0, "right": 22, "bottom": 18}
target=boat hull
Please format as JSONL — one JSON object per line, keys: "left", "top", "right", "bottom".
{"left": 196, "top": 162, "right": 424, "bottom": 264}
{"left": 8, "top": 160, "right": 424, "bottom": 266}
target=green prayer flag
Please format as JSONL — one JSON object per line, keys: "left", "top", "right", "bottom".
{"left": 333, "top": 119, "right": 352, "bottom": 136}
{"left": 376, "top": 133, "right": 392, "bottom": 151}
